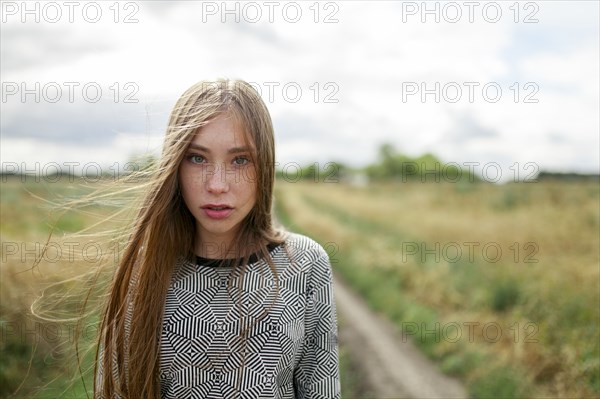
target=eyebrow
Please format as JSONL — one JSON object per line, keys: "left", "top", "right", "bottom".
{"left": 188, "top": 144, "right": 252, "bottom": 154}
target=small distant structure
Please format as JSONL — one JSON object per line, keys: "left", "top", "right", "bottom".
{"left": 340, "top": 170, "right": 369, "bottom": 187}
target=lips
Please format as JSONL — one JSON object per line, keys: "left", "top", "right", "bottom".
{"left": 204, "top": 206, "right": 230, "bottom": 211}
{"left": 201, "top": 204, "right": 234, "bottom": 220}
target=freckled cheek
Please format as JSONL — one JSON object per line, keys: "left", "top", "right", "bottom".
{"left": 178, "top": 167, "right": 203, "bottom": 198}
{"left": 237, "top": 167, "right": 257, "bottom": 203}
{"left": 242, "top": 167, "right": 257, "bottom": 184}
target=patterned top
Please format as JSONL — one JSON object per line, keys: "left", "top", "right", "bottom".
{"left": 158, "top": 233, "right": 340, "bottom": 399}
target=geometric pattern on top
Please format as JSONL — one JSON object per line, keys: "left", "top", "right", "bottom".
{"left": 159, "top": 233, "right": 341, "bottom": 399}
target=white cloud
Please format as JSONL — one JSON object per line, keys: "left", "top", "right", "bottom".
{"left": 1, "top": 0, "right": 598, "bottom": 175}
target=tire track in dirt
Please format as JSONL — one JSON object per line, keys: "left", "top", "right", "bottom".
{"left": 334, "top": 275, "right": 468, "bottom": 399}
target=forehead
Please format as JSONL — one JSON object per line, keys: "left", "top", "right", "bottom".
{"left": 191, "top": 112, "right": 254, "bottom": 148}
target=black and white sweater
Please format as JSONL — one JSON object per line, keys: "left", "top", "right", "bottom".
{"left": 158, "top": 233, "right": 340, "bottom": 399}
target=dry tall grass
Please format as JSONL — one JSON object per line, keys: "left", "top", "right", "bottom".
{"left": 1, "top": 178, "right": 129, "bottom": 398}
{"left": 2, "top": 177, "right": 597, "bottom": 398}
{"left": 276, "top": 180, "right": 599, "bottom": 398}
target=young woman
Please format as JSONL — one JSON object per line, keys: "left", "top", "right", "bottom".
{"left": 95, "top": 79, "right": 340, "bottom": 398}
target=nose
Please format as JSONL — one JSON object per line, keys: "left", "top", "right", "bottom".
{"left": 205, "top": 162, "right": 229, "bottom": 193}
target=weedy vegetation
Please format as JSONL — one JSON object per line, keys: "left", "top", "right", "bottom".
{"left": 1, "top": 176, "right": 598, "bottom": 398}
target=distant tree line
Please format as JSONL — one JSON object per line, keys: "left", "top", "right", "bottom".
{"left": 536, "top": 171, "right": 600, "bottom": 182}
{"left": 275, "top": 161, "right": 345, "bottom": 183}
{"left": 3, "top": 147, "right": 598, "bottom": 184}
{"left": 273, "top": 144, "right": 599, "bottom": 184}
{"left": 363, "top": 143, "right": 479, "bottom": 182}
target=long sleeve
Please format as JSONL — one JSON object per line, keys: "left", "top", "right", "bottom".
{"left": 293, "top": 249, "right": 341, "bottom": 399}
{"left": 158, "top": 233, "right": 340, "bottom": 398}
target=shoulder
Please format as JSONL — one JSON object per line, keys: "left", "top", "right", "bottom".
{"left": 282, "top": 232, "right": 329, "bottom": 261}
{"left": 277, "top": 232, "right": 332, "bottom": 282}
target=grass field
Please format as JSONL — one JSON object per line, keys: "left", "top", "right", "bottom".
{"left": 275, "top": 179, "right": 599, "bottom": 398}
{"left": 1, "top": 178, "right": 123, "bottom": 398}
{"left": 1, "top": 177, "right": 598, "bottom": 398}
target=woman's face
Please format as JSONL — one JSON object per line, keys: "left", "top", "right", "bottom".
{"left": 179, "top": 113, "right": 257, "bottom": 257}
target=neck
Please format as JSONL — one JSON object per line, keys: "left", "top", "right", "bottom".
{"left": 194, "top": 233, "right": 234, "bottom": 259}
{"left": 194, "top": 230, "right": 265, "bottom": 260}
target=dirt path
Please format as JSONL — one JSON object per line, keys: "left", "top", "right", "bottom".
{"left": 334, "top": 275, "right": 468, "bottom": 399}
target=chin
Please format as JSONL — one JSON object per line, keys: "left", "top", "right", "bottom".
{"left": 200, "top": 221, "right": 238, "bottom": 236}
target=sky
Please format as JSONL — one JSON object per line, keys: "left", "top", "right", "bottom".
{"left": 1, "top": 0, "right": 599, "bottom": 181}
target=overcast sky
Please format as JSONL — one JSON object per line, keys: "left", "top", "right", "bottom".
{"left": 1, "top": 1, "right": 598, "bottom": 180}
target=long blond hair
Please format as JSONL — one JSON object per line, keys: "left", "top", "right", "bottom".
{"left": 95, "top": 79, "right": 285, "bottom": 398}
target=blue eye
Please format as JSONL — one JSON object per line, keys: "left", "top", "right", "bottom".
{"left": 189, "top": 155, "right": 205, "bottom": 164}
{"left": 233, "top": 156, "right": 250, "bottom": 166}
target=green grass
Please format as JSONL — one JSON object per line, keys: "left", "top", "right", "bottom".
{"left": 2, "top": 178, "right": 598, "bottom": 399}
{"left": 275, "top": 180, "right": 599, "bottom": 398}
{"left": 1, "top": 178, "right": 107, "bottom": 399}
